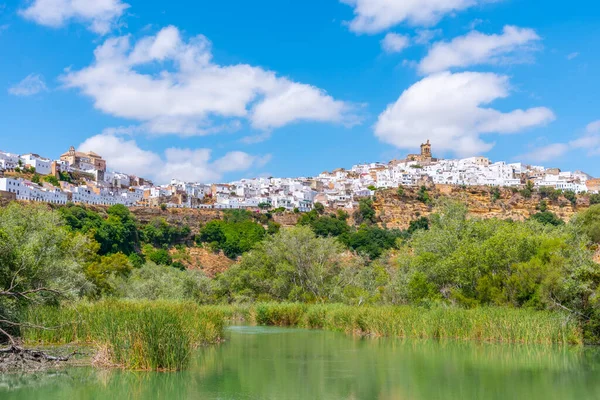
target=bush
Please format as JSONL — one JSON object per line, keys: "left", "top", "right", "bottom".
{"left": 530, "top": 211, "right": 564, "bottom": 226}
{"left": 417, "top": 186, "right": 431, "bottom": 204}
{"left": 197, "top": 219, "right": 265, "bottom": 259}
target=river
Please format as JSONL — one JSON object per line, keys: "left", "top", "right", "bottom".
{"left": 2, "top": 325, "right": 600, "bottom": 399}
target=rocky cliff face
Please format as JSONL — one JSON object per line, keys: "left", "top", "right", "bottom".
{"left": 373, "top": 185, "right": 591, "bottom": 230}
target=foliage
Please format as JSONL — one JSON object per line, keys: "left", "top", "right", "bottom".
{"left": 417, "top": 186, "right": 431, "bottom": 204}
{"left": 530, "top": 211, "right": 564, "bottom": 226}
{"left": 23, "top": 301, "right": 225, "bottom": 370}
{"left": 590, "top": 194, "right": 600, "bottom": 205}
{"left": 341, "top": 225, "right": 404, "bottom": 260}
{"left": 353, "top": 197, "right": 377, "bottom": 224}
{"left": 491, "top": 187, "right": 501, "bottom": 202}
{"left": 539, "top": 186, "right": 561, "bottom": 201}
{"left": 298, "top": 210, "right": 351, "bottom": 238}
{"left": 385, "top": 201, "right": 600, "bottom": 341}
{"left": 216, "top": 227, "right": 372, "bottom": 303}
{"left": 520, "top": 181, "right": 535, "bottom": 198}
{"left": 197, "top": 218, "right": 266, "bottom": 258}
{"left": 0, "top": 203, "right": 94, "bottom": 342}
{"left": 573, "top": 204, "right": 600, "bottom": 244}
{"left": 113, "top": 264, "right": 213, "bottom": 302}
{"left": 85, "top": 252, "right": 133, "bottom": 296}
{"left": 59, "top": 204, "right": 140, "bottom": 256}
{"left": 407, "top": 216, "right": 430, "bottom": 234}
{"left": 313, "top": 202, "right": 325, "bottom": 215}
{"left": 396, "top": 185, "right": 405, "bottom": 198}
{"left": 31, "top": 174, "right": 41, "bottom": 184}
{"left": 43, "top": 175, "right": 60, "bottom": 187}
{"left": 248, "top": 303, "right": 580, "bottom": 345}
{"left": 258, "top": 202, "right": 272, "bottom": 210}
{"left": 141, "top": 218, "right": 190, "bottom": 248}
{"left": 143, "top": 245, "right": 173, "bottom": 266}
{"left": 58, "top": 171, "right": 72, "bottom": 183}
{"left": 367, "top": 185, "right": 377, "bottom": 191}
{"left": 563, "top": 190, "right": 577, "bottom": 206}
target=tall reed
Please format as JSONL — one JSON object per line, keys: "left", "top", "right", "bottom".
{"left": 23, "top": 300, "right": 225, "bottom": 371}
{"left": 242, "top": 303, "right": 582, "bottom": 345}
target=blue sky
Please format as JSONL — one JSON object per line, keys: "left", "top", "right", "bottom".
{"left": 1, "top": 0, "right": 599, "bottom": 183}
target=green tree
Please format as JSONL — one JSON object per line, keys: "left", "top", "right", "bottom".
{"left": 574, "top": 204, "right": 600, "bottom": 243}
{"left": 44, "top": 175, "right": 60, "bottom": 187}
{"left": 530, "top": 211, "right": 564, "bottom": 226}
{"left": 85, "top": 252, "right": 133, "bottom": 296}
{"left": 0, "top": 204, "right": 94, "bottom": 343}
{"left": 408, "top": 216, "right": 430, "bottom": 234}
{"left": 217, "top": 226, "right": 367, "bottom": 303}
{"left": 313, "top": 202, "right": 325, "bottom": 215}
{"left": 353, "top": 198, "right": 376, "bottom": 224}
{"left": 397, "top": 185, "right": 405, "bottom": 198}
{"left": 417, "top": 186, "right": 431, "bottom": 204}
{"left": 563, "top": 190, "right": 577, "bottom": 206}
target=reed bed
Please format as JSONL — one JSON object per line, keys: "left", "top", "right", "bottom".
{"left": 247, "top": 303, "right": 582, "bottom": 345}
{"left": 22, "top": 300, "right": 225, "bottom": 371}
{"left": 21, "top": 301, "right": 582, "bottom": 371}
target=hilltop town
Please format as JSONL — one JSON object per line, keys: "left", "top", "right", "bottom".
{"left": 1, "top": 141, "right": 598, "bottom": 210}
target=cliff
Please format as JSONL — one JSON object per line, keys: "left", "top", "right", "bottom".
{"left": 373, "top": 185, "right": 591, "bottom": 230}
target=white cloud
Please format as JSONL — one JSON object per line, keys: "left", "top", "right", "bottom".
{"left": 414, "top": 28, "right": 443, "bottom": 45}
{"left": 519, "top": 120, "right": 600, "bottom": 162}
{"left": 78, "top": 133, "right": 270, "bottom": 184}
{"left": 8, "top": 73, "right": 48, "bottom": 96}
{"left": 567, "top": 52, "right": 579, "bottom": 60}
{"left": 374, "top": 71, "right": 555, "bottom": 157}
{"left": 63, "top": 26, "right": 356, "bottom": 137}
{"left": 518, "top": 143, "right": 570, "bottom": 162}
{"left": 381, "top": 33, "right": 410, "bottom": 53}
{"left": 340, "top": 0, "right": 496, "bottom": 34}
{"left": 418, "top": 25, "right": 540, "bottom": 74}
{"left": 586, "top": 120, "right": 600, "bottom": 134}
{"left": 19, "top": 0, "right": 128, "bottom": 34}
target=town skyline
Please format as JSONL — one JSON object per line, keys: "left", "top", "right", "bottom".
{"left": 1, "top": 1, "right": 599, "bottom": 182}
{"left": 1, "top": 139, "right": 597, "bottom": 211}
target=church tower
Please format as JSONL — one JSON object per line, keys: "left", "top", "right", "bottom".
{"left": 420, "top": 140, "right": 431, "bottom": 158}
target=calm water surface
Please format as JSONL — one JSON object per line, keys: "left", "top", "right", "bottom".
{"left": 2, "top": 325, "right": 600, "bottom": 400}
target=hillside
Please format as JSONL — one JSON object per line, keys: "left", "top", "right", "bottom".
{"left": 373, "top": 184, "right": 591, "bottom": 229}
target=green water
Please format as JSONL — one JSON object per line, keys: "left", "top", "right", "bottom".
{"left": 2, "top": 326, "right": 600, "bottom": 399}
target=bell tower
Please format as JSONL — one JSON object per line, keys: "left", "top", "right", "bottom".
{"left": 420, "top": 140, "right": 431, "bottom": 158}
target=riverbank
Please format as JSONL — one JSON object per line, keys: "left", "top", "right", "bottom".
{"left": 16, "top": 301, "right": 582, "bottom": 372}
{"left": 22, "top": 301, "right": 225, "bottom": 371}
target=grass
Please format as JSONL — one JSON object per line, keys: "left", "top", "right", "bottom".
{"left": 22, "top": 300, "right": 225, "bottom": 371}
{"left": 21, "top": 301, "right": 582, "bottom": 371}
{"left": 246, "top": 303, "right": 582, "bottom": 345}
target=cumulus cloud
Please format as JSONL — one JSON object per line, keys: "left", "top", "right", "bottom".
{"left": 340, "top": 0, "right": 496, "bottom": 34}
{"left": 78, "top": 134, "right": 270, "bottom": 184}
{"left": 62, "top": 26, "right": 355, "bottom": 136}
{"left": 8, "top": 73, "right": 48, "bottom": 96}
{"left": 381, "top": 33, "right": 410, "bottom": 53}
{"left": 414, "top": 28, "right": 443, "bottom": 45}
{"left": 19, "top": 0, "right": 128, "bottom": 34}
{"left": 518, "top": 143, "right": 570, "bottom": 162}
{"left": 418, "top": 25, "right": 540, "bottom": 74}
{"left": 519, "top": 120, "right": 600, "bottom": 162}
{"left": 374, "top": 71, "right": 555, "bottom": 157}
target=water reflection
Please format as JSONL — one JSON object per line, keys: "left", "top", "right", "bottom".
{"left": 2, "top": 326, "right": 600, "bottom": 400}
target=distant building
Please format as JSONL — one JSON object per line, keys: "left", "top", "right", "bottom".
{"left": 60, "top": 146, "right": 106, "bottom": 180}
{"left": 406, "top": 140, "right": 438, "bottom": 163}
{"left": 20, "top": 154, "right": 52, "bottom": 175}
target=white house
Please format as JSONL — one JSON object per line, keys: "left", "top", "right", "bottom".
{"left": 20, "top": 154, "right": 51, "bottom": 175}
